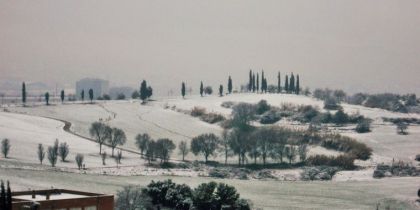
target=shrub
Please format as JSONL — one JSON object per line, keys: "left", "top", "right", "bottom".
{"left": 256, "top": 100, "right": 270, "bottom": 114}
{"left": 415, "top": 154, "right": 420, "bottom": 161}
{"left": 200, "top": 112, "right": 226, "bottom": 124}
{"left": 321, "top": 134, "right": 372, "bottom": 160}
{"left": 58, "top": 142, "right": 69, "bottom": 162}
{"left": 208, "top": 168, "right": 230, "bottom": 178}
{"left": 75, "top": 154, "right": 84, "bottom": 170}
{"left": 323, "top": 97, "right": 341, "bottom": 110}
{"left": 260, "top": 110, "right": 281, "bottom": 124}
{"left": 396, "top": 122, "right": 409, "bottom": 135}
{"left": 355, "top": 119, "right": 371, "bottom": 133}
{"left": 191, "top": 107, "right": 206, "bottom": 117}
{"left": 221, "top": 101, "right": 236, "bottom": 108}
{"left": 115, "top": 186, "right": 153, "bottom": 210}
{"left": 306, "top": 154, "right": 356, "bottom": 170}
{"left": 373, "top": 162, "right": 420, "bottom": 179}
{"left": 1, "top": 138, "right": 11, "bottom": 158}
{"left": 301, "top": 166, "right": 339, "bottom": 181}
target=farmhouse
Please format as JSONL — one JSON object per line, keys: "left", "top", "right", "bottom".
{"left": 11, "top": 189, "right": 113, "bottom": 210}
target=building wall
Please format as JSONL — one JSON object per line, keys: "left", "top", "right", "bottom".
{"left": 12, "top": 196, "right": 114, "bottom": 210}
{"left": 75, "top": 78, "right": 109, "bottom": 100}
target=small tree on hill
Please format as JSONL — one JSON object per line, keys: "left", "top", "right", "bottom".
{"left": 219, "top": 85, "right": 223, "bottom": 97}
{"left": 89, "top": 122, "right": 111, "bottom": 154}
{"left": 178, "top": 141, "right": 189, "bottom": 161}
{"left": 155, "top": 138, "right": 175, "bottom": 163}
{"left": 22, "top": 82, "right": 26, "bottom": 105}
{"left": 37, "top": 144, "right": 45, "bottom": 164}
{"left": 131, "top": 90, "right": 140, "bottom": 99}
{"left": 228, "top": 76, "right": 233, "bottom": 94}
{"left": 89, "top": 88, "right": 94, "bottom": 103}
{"left": 58, "top": 142, "right": 69, "bottom": 162}
{"left": 298, "top": 144, "right": 307, "bottom": 162}
{"left": 200, "top": 81, "right": 204, "bottom": 97}
{"left": 191, "top": 133, "right": 219, "bottom": 163}
{"left": 108, "top": 128, "right": 127, "bottom": 157}
{"left": 115, "top": 150, "right": 123, "bottom": 166}
{"left": 101, "top": 151, "right": 107, "bottom": 165}
{"left": 45, "top": 92, "right": 50, "bottom": 105}
{"left": 181, "top": 82, "right": 186, "bottom": 99}
{"left": 397, "top": 122, "right": 408, "bottom": 135}
{"left": 140, "top": 80, "right": 148, "bottom": 103}
{"left": 47, "top": 146, "right": 58, "bottom": 167}
{"left": 1, "top": 139, "right": 10, "bottom": 158}
{"left": 75, "top": 154, "right": 84, "bottom": 170}
{"left": 204, "top": 86, "right": 213, "bottom": 95}
{"left": 81, "top": 90, "right": 85, "bottom": 101}
{"left": 277, "top": 72, "right": 281, "bottom": 93}
{"left": 285, "top": 75, "right": 289, "bottom": 93}
{"left": 60, "top": 90, "right": 65, "bottom": 103}
{"left": 135, "top": 133, "right": 151, "bottom": 157}
{"left": 296, "top": 74, "right": 300, "bottom": 94}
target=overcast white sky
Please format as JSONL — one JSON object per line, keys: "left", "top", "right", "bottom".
{"left": 1, "top": 0, "right": 419, "bottom": 96}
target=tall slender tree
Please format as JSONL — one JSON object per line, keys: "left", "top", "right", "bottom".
{"left": 290, "top": 73, "right": 295, "bottom": 93}
{"left": 181, "top": 82, "right": 186, "bottom": 99}
{"left": 45, "top": 92, "right": 50, "bottom": 105}
{"left": 296, "top": 74, "right": 300, "bottom": 95}
{"left": 248, "top": 70, "right": 252, "bottom": 92}
{"left": 60, "top": 90, "right": 65, "bottom": 103}
{"left": 89, "top": 88, "right": 94, "bottom": 103}
{"left": 261, "top": 70, "right": 265, "bottom": 92}
{"left": 219, "top": 85, "right": 223, "bottom": 96}
{"left": 252, "top": 73, "right": 256, "bottom": 92}
{"left": 81, "top": 90, "right": 85, "bottom": 101}
{"left": 200, "top": 81, "right": 204, "bottom": 97}
{"left": 228, "top": 76, "right": 233, "bottom": 94}
{"left": 277, "top": 72, "right": 281, "bottom": 93}
{"left": 140, "top": 80, "right": 148, "bottom": 103}
{"left": 256, "top": 73, "right": 259, "bottom": 92}
{"left": 285, "top": 75, "right": 289, "bottom": 93}
{"left": 6, "top": 181, "right": 11, "bottom": 210}
{"left": 0, "top": 180, "right": 5, "bottom": 210}
{"left": 22, "top": 82, "right": 26, "bottom": 105}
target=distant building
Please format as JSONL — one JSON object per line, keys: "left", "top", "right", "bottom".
{"left": 12, "top": 188, "right": 114, "bottom": 210}
{"left": 109, "top": 86, "right": 134, "bottom": 100}
{"left": 75, "top": 78, "right": 109, "bottom": 99}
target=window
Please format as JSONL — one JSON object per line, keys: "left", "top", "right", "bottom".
{"left": 69, "top": 208, "right": 82, "bottom": 210}
{"left": 85, "top": 206, "right": 97, "bottom": 210}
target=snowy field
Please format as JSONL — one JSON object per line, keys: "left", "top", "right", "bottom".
{"left": 1, "top": 93, "right": 420, "bottom": 209}
{"left": 6, "top": 93, "right": 420, "bottom": 163}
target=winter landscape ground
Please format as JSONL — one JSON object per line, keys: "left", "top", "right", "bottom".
{"left": 1, "top": 93, "right": 419, "bottom": 209}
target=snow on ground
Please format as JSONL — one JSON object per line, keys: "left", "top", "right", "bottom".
{"left": 3, "top": 93, "right": 420, "bottom": 170}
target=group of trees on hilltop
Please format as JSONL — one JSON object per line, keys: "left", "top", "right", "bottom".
{"left": 89, "top": 122, "right": 127, "bottom": 156}
{"left": 248, "top": 70, "right": 268, "bottom": 93}
{"left": 135, "top": 133, "right": 176, "bottom": 164}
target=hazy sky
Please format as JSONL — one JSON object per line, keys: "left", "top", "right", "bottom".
{"left": 1, "top": 0, "right": 420, "bottom": 96}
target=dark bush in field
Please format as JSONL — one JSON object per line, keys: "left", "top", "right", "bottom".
{"left": 416, "top": 154, "right": 420, "bottom": 161}
{"left": 301, "top": 166, "right": 340, "bottom": 181}
{"left": 321, "top": 134, "right": 372, "bottom": 160}
{"left": 355, "top": 119, "right": 372, "bottom": 133}
{"left": 306, "top": 154, "right": 356, "bottom": 170}
{"left": 200, "top": 112, "right": 226, "bottom": 124}
{"left": 256, "top": 100, "right": 271, "bottom": 114}
{"left": 191, "top": 107, "right": 206, "bottom": 117}
{"left": 260, "top": 110, "right": 281, "bottom": 124}
{"left": 373, "top": 161, "right": 420, "bottom": 179}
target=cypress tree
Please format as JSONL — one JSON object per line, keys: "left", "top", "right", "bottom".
{"left": 263, "top": 78, "right": 268, "bottom": 93}
{"left": 277, "top": 72, "right": 281, "bottom": 93}
{"left": 140, "top": 80, "right": 148, "bottom": 103}
{"left": 200, "top": 81, "right": 204, "bottom": 97}
{"left": 81, "top": 90, "right": 85, "bottom": 101}
{"left": 45, "top": 92, "right": 50, "bottom": 105}
{"left": 60, "top": 90, "right": 65, "bottom": 103}
{"left": 290, "top": 73, "right": 295, "bottom": 93}
{"left": 285, "top": 75, "right": 289, "bottom": 93}
{"left": 261, "top": 70, "right": 265, "bottom": 92}
{"left": 21, "top": 82, "right": 26, "bottom": 105}
{"left": 219, "top": 85, "right": 223, "bottom": 96}
{"left": 181, "top": 82, "right": 186, "bottom": 98}
{"left": 252, "top": 73, "right": 256, "bottom": 92}
{"left": 256, "top": 73, "right": 259, "bottom": 92}
{"left": 228, "top": 76, "right": 232, "bottom": 94}
{"left": 296, "top": 74, "right": 300, "bottom": 95}
{"left": 88, "top": 89, "right": 94, "bottom": 103}
{"left": 6, "top": 181, "right": 11, "bottom": 210}
{"left": 248, "top": 70, "right": 252, "bottom": 92}
{"left": 0, "top": 180, "right": 5, "bottom": 210}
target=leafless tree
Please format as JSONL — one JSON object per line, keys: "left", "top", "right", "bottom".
{"left": 75, "top": 154, "right": 84, "bottom": 170}
{"left": 37, "top": 144, "right": 45, "bottom": 164}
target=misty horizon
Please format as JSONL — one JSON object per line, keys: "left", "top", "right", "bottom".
{"left": 1, "top": 0, "right": 420, "bottom": 96}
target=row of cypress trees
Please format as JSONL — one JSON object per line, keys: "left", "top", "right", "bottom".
{"left": 0, "top": 180, "right": 12, "bottom": 210}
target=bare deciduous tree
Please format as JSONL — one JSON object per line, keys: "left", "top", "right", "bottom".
{"left": 1, "top": 138, "right": 10, "bottom": 158}
{"left": 89, "top": 122, "right": 111, "bottom": 154}
{"left": 101, "top": 151, "right": 107, "bottom": 165}
{"left": 135, "top": 133, "right": 151, "bottom": 157}
{"left": 108, "top": 128, "right": 127, "bottom": 157}
{"left": 37, "top": 144, "right": 45, "bottom": 164}
{"left": 75, "top": 154, "right": 84, "bottom": 170}
{"left": 178, "top": 141, "right": 189, "bottom": 161}
{"left": 47, "top": 146, "right": 58, "bottom": 167}
{"left": 58, "top": 142, "right": 69, "bottom": 162}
